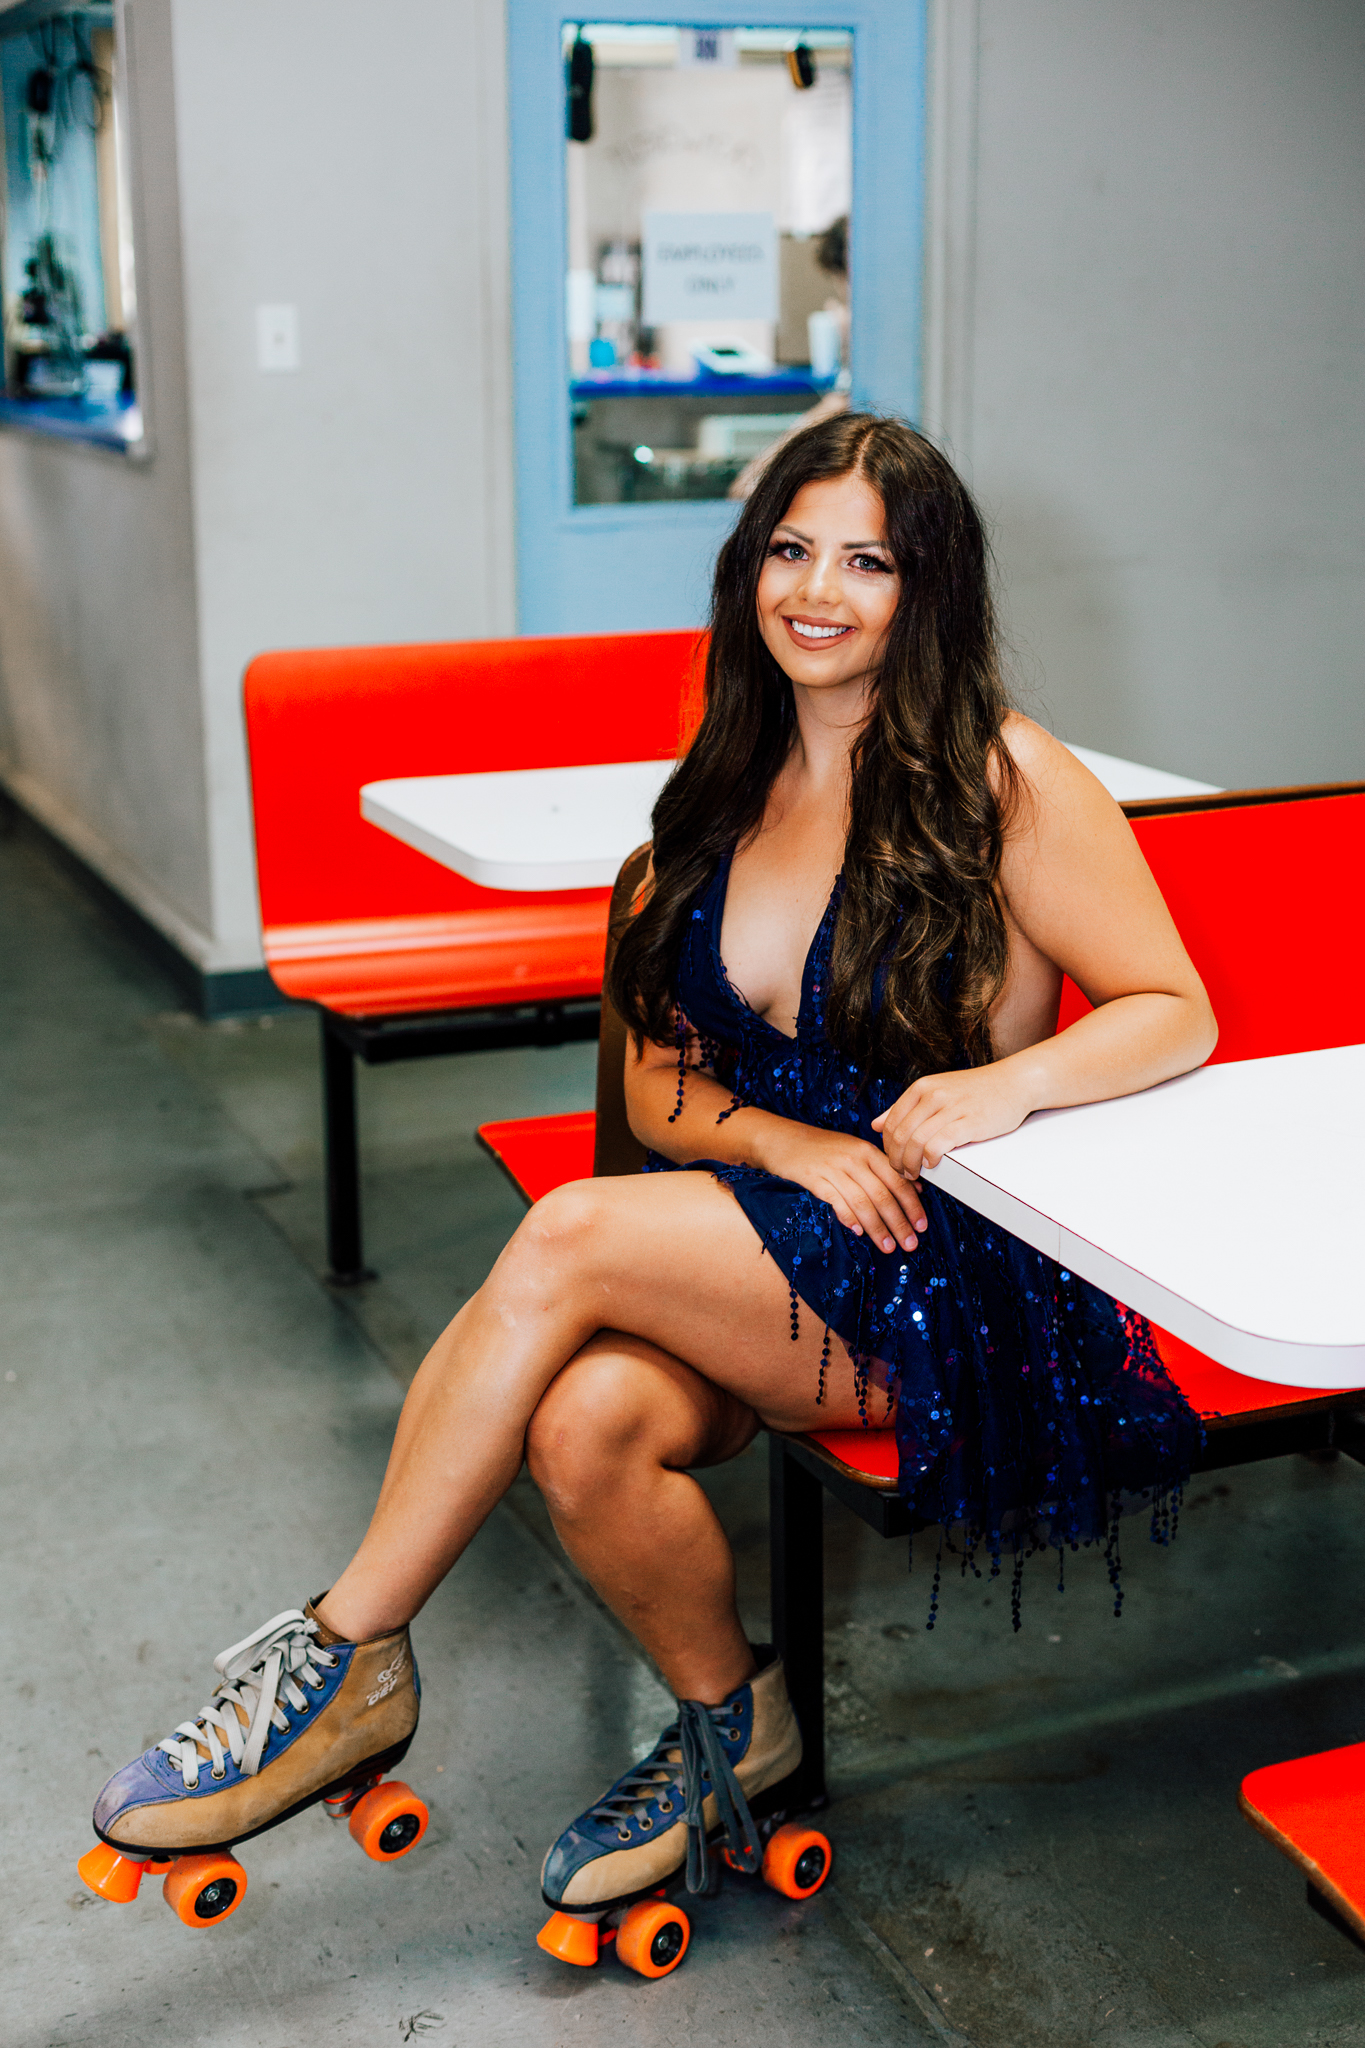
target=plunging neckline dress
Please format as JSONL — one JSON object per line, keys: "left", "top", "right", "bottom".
{"left": 645, "top": 847, "right": 1201, "bottom": 1619}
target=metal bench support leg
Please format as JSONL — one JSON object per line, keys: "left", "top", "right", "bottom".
{"left": 769, "top": 1436, "right": 827, "bottom": 1809}
{"left": 322, "top": 1018, "right": 373, "bottom": 1284}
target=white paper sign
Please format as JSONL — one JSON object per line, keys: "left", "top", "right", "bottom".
{"left": 641, "top": 211, "right": 777, "bottom": 324}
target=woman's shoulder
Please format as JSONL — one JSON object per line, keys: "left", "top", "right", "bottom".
{"left": 995, "top": 710, "right": 1076, "bottom": 787}
{"left": 992, "top": 712, "right": 1124, "bottom": 829}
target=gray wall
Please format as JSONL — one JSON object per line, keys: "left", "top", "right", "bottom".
{"left": 170, "top": 0, "right": 516, "bottom": 967}
{"left": 0, "top": 0, "right": 212, "bottom": 959}
{"left": 950, "top": 0, "right": 1365, "bottom": 788}
{"left": 0, "top": 0, "right": 515, "bottom": 975}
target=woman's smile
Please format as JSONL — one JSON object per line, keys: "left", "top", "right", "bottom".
{"left": 783, "top": 615, "right": 855, "bottom": 646}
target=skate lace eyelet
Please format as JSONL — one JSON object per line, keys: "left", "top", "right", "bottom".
{"left": 211, "top": 1767, "right": 226, "bottom": 1781}
{"left": 658, "top": 1800, "right": 673, "bottom": 1814}
{"left": 616, "top": 1828, "right": 631, "bottom": 1842}
{"left": 639, "top": 1817, "right": 653, "bottom": 1830}
{"left": 727, "top": 1728, "right": 740, "bottom": 1740}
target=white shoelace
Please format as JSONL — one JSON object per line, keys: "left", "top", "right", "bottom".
{"left": 157, "top": 1609, "right": 339, "bottom": 1789}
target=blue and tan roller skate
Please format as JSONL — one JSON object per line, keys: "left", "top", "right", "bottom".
{"left": 77, "top": 1602, "right": 428, "bottom": 1928}
{"left": 536, "top": 1651, "right": 832, "bottom": 1979}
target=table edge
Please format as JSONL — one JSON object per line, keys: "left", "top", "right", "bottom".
{"left": 924, "top": 1150, "right": 1364, "bottom": 1388}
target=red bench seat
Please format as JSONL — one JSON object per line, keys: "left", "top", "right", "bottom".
{"left": 262, "top": 906, "right": 610, "bottom": 1016}
{"left": 1241, "top": 1744, "right": 1365, "bottom": 1944}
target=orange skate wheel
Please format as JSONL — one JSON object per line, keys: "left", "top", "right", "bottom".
{"left": 163, "top": 1852, "right": 247, "bottom": 1927}
{"left": 616, "top": 1899, "right": 690, "bottom": 1978}
{"left": 762, "top": 1822, "right": 831, "bottom": 1899}
{"left": 348, "top": 1779, "right": 429, "bottom": 1861}
{"left": 77, "top": 1842, "right": 147, "bottom": 1904}
{"left": 537, "top": 1910, "right": 600, "bottom": 1967}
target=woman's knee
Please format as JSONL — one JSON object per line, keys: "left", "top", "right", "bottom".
{"left": 497, "top": 1179, "right": 616, "bottom": 1292}
{"left": 525, "top": 1347, "right": 653, "bottom": 1519}
{"left": 533, "top": 1177, "right": 617, "bottom": 1246}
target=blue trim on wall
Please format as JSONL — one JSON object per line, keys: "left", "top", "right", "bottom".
{"left": 507, "top": 1, "right": 927, "bottom": 635}
{"left": 0, "top": 391, "right": 140, "bottom": 452}
{"left": 571, "top": 366, "right": 830, "bottom": 400}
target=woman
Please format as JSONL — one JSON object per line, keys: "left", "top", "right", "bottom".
{"left": 86, "top": 415, "right": 1214, "bottom": 1927}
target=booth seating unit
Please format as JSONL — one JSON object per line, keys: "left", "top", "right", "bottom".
{"left": 243, "top": 632, "right": 701, "bottom": 1280}
{"left": 478, "top": 784, "right": 1365, "bottom": 1928}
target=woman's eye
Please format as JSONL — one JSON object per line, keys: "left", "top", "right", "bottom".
{"left": 768, "top": 541, "right": 805, "bottom": 561}
{"left": 852, "top": 553, "right": 892, "bottom": 574}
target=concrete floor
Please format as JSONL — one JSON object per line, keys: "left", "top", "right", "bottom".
{"left": 4, "top": 823, "right": 1365, "bottom": 2048}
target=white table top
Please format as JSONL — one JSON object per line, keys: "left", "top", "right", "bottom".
{"left": 360, "top": 744, "right": 1220, "bottom": 894}
{"left": 922, "top": 1044, "right": 1365, "bottom": 1388}
{"left": 1061, "top": 744, "right": 1219, "bottom": 803}
{"left": 362, "top": 760, "right": 673, "bottom": 892}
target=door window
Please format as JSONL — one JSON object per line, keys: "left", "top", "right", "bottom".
{"left": 564, "top": 24, "right": 852, "bottom": 506}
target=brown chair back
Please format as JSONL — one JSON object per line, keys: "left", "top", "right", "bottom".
{"left": 592, "top": 843, "right": 652, "bottom": 1178}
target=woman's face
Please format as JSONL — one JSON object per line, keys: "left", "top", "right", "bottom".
{"left": 756, "top": 471, "right": 901, "bottom": 696}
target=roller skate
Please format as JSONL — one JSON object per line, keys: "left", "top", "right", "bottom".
{"left": 77, "top": 1601, "right": 429, "bottom": 1928}
{"left": 536, "top": 1651, "right": 832, "bottom": 1979}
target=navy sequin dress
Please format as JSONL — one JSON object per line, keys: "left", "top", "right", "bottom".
{"left": 647, "top": 850, "right": 1202, "bottom": 1622}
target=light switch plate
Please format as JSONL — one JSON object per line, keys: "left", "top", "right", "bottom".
{"left": 256, "top": 304, "right": 300, "bottom": 372}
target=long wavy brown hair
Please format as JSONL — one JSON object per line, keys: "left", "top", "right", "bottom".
{"left": 609, "top": 412, "right": 1020, "bottom": 1082}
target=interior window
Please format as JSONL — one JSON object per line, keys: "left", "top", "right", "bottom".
{"left": 565, "top": 22, "right": 852, "bottom": 506}
{"left": 0, "top": 4, "right": 140, "bottom": 451}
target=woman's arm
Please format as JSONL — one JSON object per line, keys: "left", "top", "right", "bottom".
{"left": 874, "top": 715, "right": 1218, "bottom": 1177}
{"left": 627, "top": 1035, "right": 929, "bottom": 1256}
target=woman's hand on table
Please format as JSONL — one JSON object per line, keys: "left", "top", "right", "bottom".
{"left": 872, "top": 1064, "right": 1035, "bottom": 1178}
{"left": 757, "top": 1122, "right": 928, "bottom": 1254}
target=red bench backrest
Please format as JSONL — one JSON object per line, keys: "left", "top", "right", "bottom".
{"left": 244, "top": 636, "right": 1361, "bottom": 1058}
{"left": 243, "top": 632, "right": 705, "bottom": 928}
{"left": 1058, "top": 792, "right": 1365, "bottom": 1060}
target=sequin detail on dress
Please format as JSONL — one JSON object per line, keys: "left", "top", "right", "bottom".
{"left": 646, "top": 851, "right": 1202, "bottom": 1627}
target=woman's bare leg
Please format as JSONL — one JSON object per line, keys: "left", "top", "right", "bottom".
{"left": 317, "top": 1172, "right": 875, "bottom": 1646}
{"left": 526, "top": 1334, "right": 761, "bottom": 1703}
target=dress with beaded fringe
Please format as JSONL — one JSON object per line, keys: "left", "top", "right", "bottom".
{"left": 644, "top": 848, "right": 1202, "bottom": 1617}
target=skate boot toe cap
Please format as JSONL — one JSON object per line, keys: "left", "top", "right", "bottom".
{"left": 542, "top": 1813, "right": 691, "bottom": 1910}
{"left": 541, "top": 1823, "right": 595, "bottom": 1902}
{"left": 94, "top": 1751, "right": 181, "bottom": 1838}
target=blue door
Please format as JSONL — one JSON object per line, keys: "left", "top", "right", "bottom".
{"left": 508, "top": 1, "right": 927, "bottom": 635}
